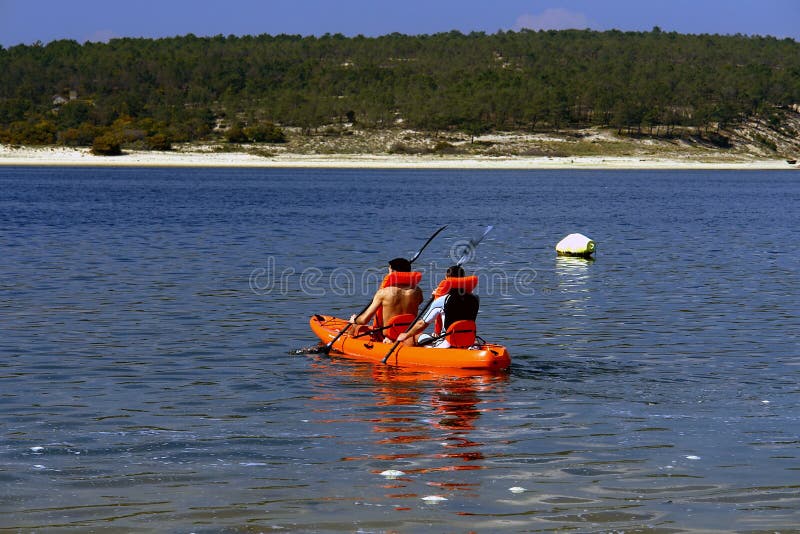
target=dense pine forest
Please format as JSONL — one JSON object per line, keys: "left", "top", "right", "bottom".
{"left": 1, "top": 29, "right": 799, "bottom": 151}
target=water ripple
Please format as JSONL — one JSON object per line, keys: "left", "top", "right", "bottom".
{"left": 1, "top": 168, "right": 798, "bottom": 531}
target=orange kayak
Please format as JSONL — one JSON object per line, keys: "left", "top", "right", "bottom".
{"left": 309, "top": 314, "right": 511, "bottom": 370}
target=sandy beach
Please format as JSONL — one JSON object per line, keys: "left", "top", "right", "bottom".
{"left": 0, "top": 144, "right": 795, "bottom": 170}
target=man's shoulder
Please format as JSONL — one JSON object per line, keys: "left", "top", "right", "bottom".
{"left": 380, "top": 285, "right": 420, "bottom": 294}
{"left": 377, "top": 286, "right": 402, "bottom": 299}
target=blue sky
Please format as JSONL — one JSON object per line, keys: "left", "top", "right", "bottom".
{"left": 1, "top": 0, "right": 798, "bottom": 47}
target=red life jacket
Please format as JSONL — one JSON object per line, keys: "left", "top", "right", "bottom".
{"left": 432, "top": 276, "right": 478, "bottom": 334}
{"left": 373, "top": 271, "right": 423, "bottom": 336}
{"left": 380, "top": 271, "right": 423, "bottom": 289}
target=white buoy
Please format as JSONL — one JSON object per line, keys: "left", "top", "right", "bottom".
{"left": 555, "top": 233, "right": 596, "bottom": 257}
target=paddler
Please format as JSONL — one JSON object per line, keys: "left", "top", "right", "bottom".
{"left": 396, "top": 265, "right": 480, "bottom": 348}
{"left": 349, "top": 258, "right": 423, "bottom": 342}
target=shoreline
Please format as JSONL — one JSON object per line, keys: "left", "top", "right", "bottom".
{"left": 0, "top": 145, "right": 796, "bottom": 170}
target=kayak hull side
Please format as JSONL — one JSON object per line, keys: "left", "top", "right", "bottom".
{"left": 310, "top": 315, "right": 511, "bottom": 370}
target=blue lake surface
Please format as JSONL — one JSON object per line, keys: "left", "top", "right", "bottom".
{"left": 0, "top": 166, "right": 798, "bottom": 532}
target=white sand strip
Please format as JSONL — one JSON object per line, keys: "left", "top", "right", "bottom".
{"left": 0, "top": 145, "right": 794, "bottom": 170}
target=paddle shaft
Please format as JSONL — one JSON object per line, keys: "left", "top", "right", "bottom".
{"left": 381, "top": 225, "right": 493, "bottom": 364}
{"left": 321, "top": 225, "right": 447, "bottom": 354}
{"left": 409, "top": 224, "right": 447, "bottom": 264}
{"left": 381, "top": 294, "right": 436, "bottom": 364}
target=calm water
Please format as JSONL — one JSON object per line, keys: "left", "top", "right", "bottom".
{"left": 1, "top": 167, "right": 798, "bottom": 532}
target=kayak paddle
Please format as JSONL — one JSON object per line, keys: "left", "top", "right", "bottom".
{"left": 381, "top": 225, "right": 493, "bottom": 364}
{"left": 312, "top": 224, "right": 448, "bottom": 355}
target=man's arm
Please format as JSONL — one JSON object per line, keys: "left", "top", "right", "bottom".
{"left": 351, "top": 290, "right": 383, "bottom": 324}
{"left": 396, "top": 318, "right": 429, "bottom": 342}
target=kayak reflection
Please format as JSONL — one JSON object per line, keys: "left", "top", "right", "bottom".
{"left": 306, "top": 358, "right": 509, "bottom": 503}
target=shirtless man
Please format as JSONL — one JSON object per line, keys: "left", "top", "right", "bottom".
{"left": 349, "top": 258, "right": 423, "bottom": 340}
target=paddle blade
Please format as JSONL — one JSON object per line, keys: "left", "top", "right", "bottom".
{"left": 456, "top": 225, "right": 494, "bottom": 265}
{"left": 290, "top": 344, "right": 330, "bottom": 355}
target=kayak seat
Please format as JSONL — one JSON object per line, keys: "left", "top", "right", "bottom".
{"left": 445, "top": 320, "right": 477, "bottom": 348}
{"left": 385, "top": 313, "right": 416, "bottom": 341}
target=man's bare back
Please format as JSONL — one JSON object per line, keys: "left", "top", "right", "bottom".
{"left": 351, "top": 284, "right": 423, "bottom": 328}
{"left": 376, "top": 285, "right": 423, "bottom": 320}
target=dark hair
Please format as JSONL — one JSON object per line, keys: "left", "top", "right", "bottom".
{"left": 446, "top": 265, "right": 465, "bottom": 278}
{"left": 388, "top": 257, "right": 412, "bottom": 272}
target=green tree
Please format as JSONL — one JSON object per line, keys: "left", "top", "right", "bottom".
{"left": 91, "top": 133, "right": 122, "bottom": 155}
{"left": 243, "top": 122, "right": 286, "bottom": 143}
{"left": 225, "top": 124, "right": 248, "bottom": 143}
{"left": 0, "top": 29, "right": 798, "bottom": 141}
{"left": 145, "top": 133, "right": 171, "bottom": 150}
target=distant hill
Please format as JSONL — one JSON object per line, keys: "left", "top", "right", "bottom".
{"left": 1, "top": 29, "right": 798, "bottom": 153}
